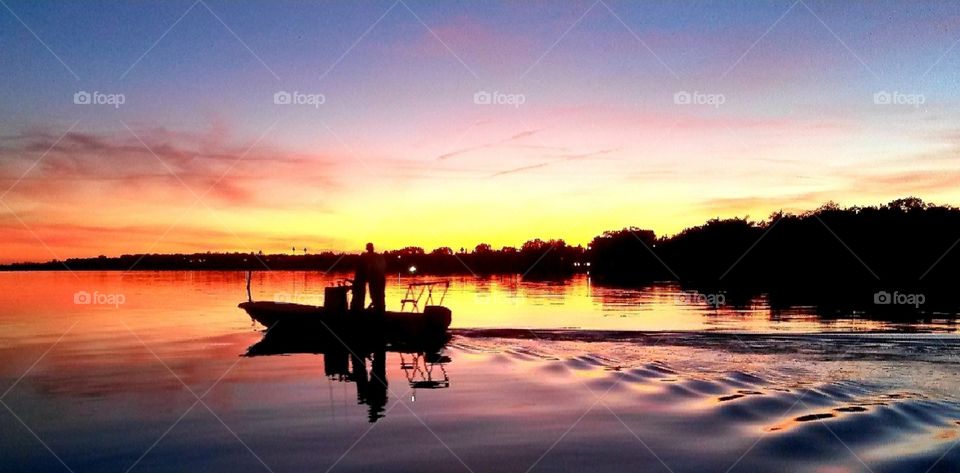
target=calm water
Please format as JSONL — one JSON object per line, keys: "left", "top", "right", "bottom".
{"left": 2, "top": 271, "right": 959, "bottom": 472}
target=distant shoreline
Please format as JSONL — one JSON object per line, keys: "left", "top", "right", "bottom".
{"left": 4, "top": 198, "right": 960, "bottom": 317}
{"left": 0, "top": 251, "right": 569, "bottom": 276}
{"left": 0, "top": 266, "right": 488, "bottom": 274}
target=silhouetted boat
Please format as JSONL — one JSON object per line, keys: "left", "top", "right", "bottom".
{"left": 243, "top": 316, "right": 451, "bottom": 356}
{"left": 239, "top": 278, "right": 452, "bottom": 345}
{"left": 239, "top": 301, "right": 451, "bottom": 332}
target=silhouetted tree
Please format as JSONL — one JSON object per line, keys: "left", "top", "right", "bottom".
{"left": 589, "top": 228, "right": 667, "bottom": 283}
{"left": 588, "top": 198, "right": 960, "bottom": 314}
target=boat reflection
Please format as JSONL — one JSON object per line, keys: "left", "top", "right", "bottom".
{"left": 401, "top": 352, "right": 451, "bottom": 397}
{"left": 244, "top": 326, "right": 451, "bottom": 422}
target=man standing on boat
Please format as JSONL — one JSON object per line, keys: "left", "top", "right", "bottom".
{"left": 363, "top": 243, "right": 387, "bottom": 313}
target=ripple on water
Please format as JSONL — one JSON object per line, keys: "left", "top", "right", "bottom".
{"left": 644, "top": 362, "right": 677, "bottom": 375}
{"left": 714, "top": 391, "right": 799, "bottom": 423}
{"left": 681, "top": 378, "right": 727, "bottom": 395}
{"left": 722, "top": 371, "right": 766, "bottom": 387}
{"left": 663, "top": 382, "right": 702, "bottom": 399}
{"left": 450, "top": 336, "right": 960, "bottom": 472}
{"left": 794, "top": 413, "right": 835, "bottom": 422}
{"left": 891, "top": 399, "right": 953, "bottom": 427}
{"left": 625, "top": 367, "right": 669, "bottom": 380}
{"left": 834, "top": 406, "right": 868, "bottom": 412}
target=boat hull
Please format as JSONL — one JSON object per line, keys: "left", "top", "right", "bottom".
{"left": 238, "top": 301, "right": 452, "bottom": 348}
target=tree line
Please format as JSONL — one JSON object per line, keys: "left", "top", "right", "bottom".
{"left": 5, "top": 197, "right": 960, "bottom": 312}
{"left": 589, "top": 197, "right": 960, "bottom": 313}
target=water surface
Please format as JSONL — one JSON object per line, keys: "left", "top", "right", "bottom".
{"left": 1, "top": 271, "right": 958, "bottom": 472}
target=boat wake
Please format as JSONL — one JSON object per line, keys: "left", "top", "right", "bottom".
{"left": 444, "top": 334, "right": 960, "bottom": 472}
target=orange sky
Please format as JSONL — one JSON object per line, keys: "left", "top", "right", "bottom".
{"left": 4, "top": 1, "right": 960, "bottom": 263}
{"left": 3, "top": 109, "right": 959, "bottom": 264}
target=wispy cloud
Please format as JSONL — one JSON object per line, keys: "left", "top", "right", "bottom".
{"left": 436, "top": 128, "right": 546, "bottom": 161}
{"left": 489, "top": 148, "right": 617, "bottom": 177}
{"left": 0, "top": 127, "right": 342, "bottom": 207}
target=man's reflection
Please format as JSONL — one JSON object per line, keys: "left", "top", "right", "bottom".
{"left": 351, "top": 351, "right": 388, "bottom": 422}
{"left": 245, "top": 328, "right": 450, "bottom": 423}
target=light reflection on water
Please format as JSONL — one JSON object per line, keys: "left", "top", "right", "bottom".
{"left": 2, "top": 271, "right": 954, "bottom": 338}
{"left": 1, "top": 271, "right": 959, "bottom": 472}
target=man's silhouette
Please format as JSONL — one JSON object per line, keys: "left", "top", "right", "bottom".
{"left": 352, "top": 243, "right": 386, "bottom": 312}
{"left": 364, "top": 243, "right": 387, "bottom": 313}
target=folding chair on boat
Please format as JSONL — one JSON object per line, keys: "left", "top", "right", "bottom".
{"left": 400, "top": 280, "right": 450, "bottom": 313}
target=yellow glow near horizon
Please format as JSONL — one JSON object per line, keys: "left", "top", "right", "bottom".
{"left": 3, "top": 108, "right": 960, "bottom": 263}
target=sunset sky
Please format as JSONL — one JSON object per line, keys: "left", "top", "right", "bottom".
{"left": 3, "top": 0, "right": 960, "bottom": 263}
